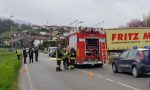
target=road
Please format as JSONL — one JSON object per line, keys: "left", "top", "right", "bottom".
{"left": 19, "top": 53, "right": 150, "bottom": 90}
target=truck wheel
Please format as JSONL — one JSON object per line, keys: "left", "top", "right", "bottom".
{"left": 94, "top": 64, "right": 103, "bottom": 68}
{"left": 75, "top": 61, "right": 79, "bottom": 68}
{"left": 74, "top": 64, "right": 79, "bottom": 68}
{"left": 112, "top": 64, "right": 118, "bottom": 73}
{"left": 132, "top": 66, "right": 139, "bottom": 77}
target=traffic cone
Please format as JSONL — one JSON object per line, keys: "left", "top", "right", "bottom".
{"left": 88, "top": 72, "right": 94, "bottom": 79}
{"left": 22, "top": 68, "right": 26, "bottom": 73}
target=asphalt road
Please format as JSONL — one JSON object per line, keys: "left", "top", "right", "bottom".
{"left": 19, "top": 53, "right": 150, "bottom": 90}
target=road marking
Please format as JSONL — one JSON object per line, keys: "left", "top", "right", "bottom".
{"left": 105, "top": 78, "right": 114, "bottom": 82}
{"left": 118, "top": 82, "right": 139, "bottom": 90}
{"left": 95, "top": 75, "right": 105, "bottom": 78}
{"left": 80, "top": 70, "right": 140, "bottom": 90}
{"left": 25, "top": 64, "right": 34, "bottom": 90}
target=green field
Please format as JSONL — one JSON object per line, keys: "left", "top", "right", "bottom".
{"left": 0, "top": 30, "right": 18, "bottom": 39}
{"left": 0, "top": 49, "right": 21, "bottom": 90}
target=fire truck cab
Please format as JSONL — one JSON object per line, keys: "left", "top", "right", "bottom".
{"left": 66, "top": 27, "right": 107, "bottom": 67}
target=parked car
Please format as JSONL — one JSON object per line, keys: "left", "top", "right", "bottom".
{"left": 112, "top": 48, "right": 150, "bottom": 77}
{"left": 48, "top": 47, "right": 57, "bottom": 57}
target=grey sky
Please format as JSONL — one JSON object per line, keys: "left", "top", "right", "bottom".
{"left": 0, "top": 0, "right": 150, "bottom": 28}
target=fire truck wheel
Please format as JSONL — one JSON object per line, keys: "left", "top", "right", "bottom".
{"left": 74, "top": 64, "right": 79, "bottom": 68}
{"left": 94, "top": 64, "right": 103, "bottom": 68}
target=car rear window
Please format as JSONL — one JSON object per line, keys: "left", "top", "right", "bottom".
{"left": 142, "top": 50, "right": 148, "bottom": 57}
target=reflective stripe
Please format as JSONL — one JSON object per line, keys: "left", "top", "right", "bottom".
{"left": 63, "top": 52, "right": 68, "bottom": 56}
{"left": 70, "top": 57, "right": 76, "bottom": 59}
{"left": 56, "top": 58, "right": 62, "bottom": 60}
{"left": 63, "top": 52, "right": 68, "bottom": 58}
{"left": 16, "top": 49, "right": 21, "bottom": 55}
{"left": 56, "top": 50, "right": 61, "bottom": 60}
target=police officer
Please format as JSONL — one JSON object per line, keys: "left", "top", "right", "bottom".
{"left": 16, "top": 48, "right": 22, "bottom": 60}
{"left": 62, "top": 48, "right": 69, "bottom": 69}
{"left": 28, "top": 48, "right": 34, "bottom": 63}
{"left": 23, "top": 48, "right": 27, "bottom": 64}
{"left": 55, "top": 44, "right": 63, "bottom": 71}
{"left": 69, "top": 48, "right": 76, "bottom": 70}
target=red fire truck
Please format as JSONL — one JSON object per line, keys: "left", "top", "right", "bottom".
{"left": 66, "top": 27, "right": 107, "bottom": 67}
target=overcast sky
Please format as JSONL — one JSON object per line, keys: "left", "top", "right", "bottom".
{"left": 0, "top": 0, "right": 150, "bottom": 28}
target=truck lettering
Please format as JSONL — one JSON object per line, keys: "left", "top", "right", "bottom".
{"left": 143, "top": 33, "right": 150, "bottom": 40}
{"left": 118, "top": 34, "right": 123, "bottom": 40}
{"left": 112, "top": 34, "right": 116, "bottom": 41}
{"left": 133, "top": 33, "right": 139, "bottom": 40}
{"left": 124, "top": 33, "right": 127, "bottom": 40}
{"left": 112, "top": 33, "right": 139, "bottom": 41}
{"left": 128, "top": 33, "right": 133, "bottom": 40}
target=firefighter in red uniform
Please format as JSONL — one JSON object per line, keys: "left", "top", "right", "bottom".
{"left": 69, "top": 48, "right": 76, "bottom": 70}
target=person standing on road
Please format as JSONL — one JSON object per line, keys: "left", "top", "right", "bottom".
{"left": 62, "top": 48, "right": 69, "bottom": 69}
{"left": 55, "top": 44, "right": 63, "bottom": 71}
{"left": 69, "top": 48, "right": 76, "bottom": 70}
{"left": 34, "top": 47, "right": 39, "bottom": 62}
{"left": 16, "top": 48, "right": 22, "bottom": 60}
{"left": 23, "top": 48, "right": 27, "bottom": 64}
{"left": 28, "top": 48, "right": 34, "bottom": 63}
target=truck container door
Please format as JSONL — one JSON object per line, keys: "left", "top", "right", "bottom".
{"left": 77, "top": 38, "right": 86, "bottom": 63}
{"left": 85, "top": 38, "right": 99, "bottom": 58}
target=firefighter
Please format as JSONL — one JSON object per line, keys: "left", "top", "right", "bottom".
{"left": 55, "top": 44, "right": 63, "bottom": 71}
{"left": 62, "top": 48, "right": 69, "bottom": 69}
{"left": 69, "top": 48, "right": 76, "bottom": 70}
{"left": 16, "top": 48, "right": 22, "bottom": 60}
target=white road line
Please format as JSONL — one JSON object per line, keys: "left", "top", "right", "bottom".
{"left": 80, "top": 70, "right": 140, "bottom": 90}
{"left": 25, "top": 64, "right": 34, "bottom": 90}
{"left": 118, "top": 82, "right": 139, "bottom": 90}
{"left": 82, "top": 70, "right": 90, "bottom": 73}
{"left": 20, "top": 69, "right": 25, "bottom": 90}
{"left": 105, "top": 78, "right": 114, "bottom": 82}
{"left": 95, "top": 75, "right": 105, "bottom": 78}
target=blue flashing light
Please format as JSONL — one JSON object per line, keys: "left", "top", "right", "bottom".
{"left": 133, "top": 46, "right": 138, "bottom": 49}
{"left": 144, "top": 46, "right": 149, "bottom": 49}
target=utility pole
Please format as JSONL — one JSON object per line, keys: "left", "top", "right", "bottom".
{"left": 10, "top": 16, "right": 14, "bottom": 50}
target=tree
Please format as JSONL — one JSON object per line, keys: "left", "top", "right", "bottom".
{"left": 123, "top": 13, "right": 150, "bottom": 28}
{"left": 127, "top": 19, "right": 144, "bottom": 28}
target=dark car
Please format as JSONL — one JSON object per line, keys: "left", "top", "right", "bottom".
{"left": 112, "top": 49, "right": 150, "bottom": 77}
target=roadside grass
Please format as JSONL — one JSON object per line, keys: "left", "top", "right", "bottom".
{"left": 0, "top": 50, "right": 21, "bottom": 90}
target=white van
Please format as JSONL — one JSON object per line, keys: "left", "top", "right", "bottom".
{"left": 48, "top": 47, "right": 57, "bottom": 57}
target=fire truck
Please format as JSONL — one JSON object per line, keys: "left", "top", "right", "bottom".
{"left": 66, "top": 27, "right": 107, "bottom": 67}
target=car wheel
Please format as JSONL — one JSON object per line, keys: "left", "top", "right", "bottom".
{"left": 112, "top": 64, "right": 118, "bottom": 73}
{"left": 132, "top": 66, "right": 139, "bottom": 77}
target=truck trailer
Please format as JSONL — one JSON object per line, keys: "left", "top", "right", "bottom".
{"left": 105, "top": 28, "right": 150, "bottom": 52}
{"left": 66, "top": 27, "right": 107, "bottom": 67}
